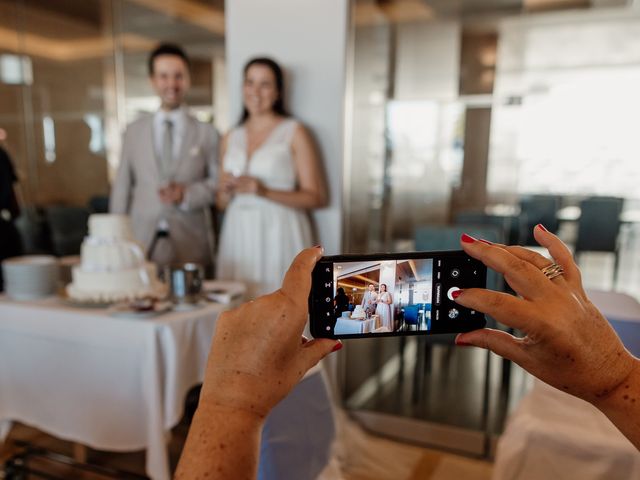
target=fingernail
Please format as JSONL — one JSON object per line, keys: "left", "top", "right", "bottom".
{"left": 536, "top": 224, "right": 548, "bottom": 232}
{"left": 331, "top": 341, "right": 343, "bottom": 352}
{"left": 455, "top": 335, "right": 472, "bottom": 346}
{"left": 451, "top": 289, "right": 463, "bottom": 299}
{"left": 461, "top": 233, "right": 476, "bottom": 244}
{"left": 313, "top": 244, "right": 322, "bottom": 249}
{"left": 478, "top": 238, "right": 492, "bottom": 245}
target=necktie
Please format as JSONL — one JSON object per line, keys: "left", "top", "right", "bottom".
{"left": 161, "top": 119, "right": 173, "bottom": 181}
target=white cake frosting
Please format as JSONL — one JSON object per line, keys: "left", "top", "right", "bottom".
{"left": 67, "top": 214, "right": 165, "bottom": 302}
{"left": 351, "top": 305, "right": 366, "bottom": 319}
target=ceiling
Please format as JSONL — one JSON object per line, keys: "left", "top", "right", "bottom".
{"left": 0, "top": 0, "right": 223, "bottom": 62}
{"left": 355, "top": 0, "right": 629, "bottom": 26}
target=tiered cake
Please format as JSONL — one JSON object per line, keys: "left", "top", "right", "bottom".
{"left": 351, "top": 305, "right": 366, "bottom": 319}
{"left": 67, "top": 214, "right": 164, "bottom": 302}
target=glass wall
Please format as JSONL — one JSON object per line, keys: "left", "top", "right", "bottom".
{"left": 0, "top": 0, "right": 225, "bottom": 209}
{"left": 342, "top": 0, "right": 638, "bottom": 456}
{"left": 489, "top": 8, "right": 640, "bottom": 200}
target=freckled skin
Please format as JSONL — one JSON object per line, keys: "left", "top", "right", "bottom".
{"left": 455, "top": 227, "right": 640, "bottom": 450}
{"left": 174, "top": 247, "right": 340, "bottom": 479}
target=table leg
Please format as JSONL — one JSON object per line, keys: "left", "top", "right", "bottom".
{"left": 73, "top": 443, "right": 87, "bottom": 463}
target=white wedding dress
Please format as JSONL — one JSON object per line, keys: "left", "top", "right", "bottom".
{"left": 216, "top": 118, "right": 313, "bottom": 299}
{"left": 376, "top": 291, "right": 393, "bottom": 330}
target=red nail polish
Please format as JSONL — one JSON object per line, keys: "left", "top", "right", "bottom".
{"left": 451, "top": 289, "right": 463, "bottom": 299}
{"left": 479, "top": 239, "right": 492, "bottom": 245}
{"left": 331, "top": 341, "right": 343, "bottom": 352}
{"left": 455, "top": 335, "right": 472, "bottom": 346}
{"left": 536, "top": 224, "right": 548, "bottom": 232}
{"left": 461, "top": 233, "right": 476, "bottom": 244}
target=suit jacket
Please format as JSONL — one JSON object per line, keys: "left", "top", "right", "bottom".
{"left": 361, "top": 290, "right": 377, "bottom": 308}
{"left": 110, "top": 111, "right": 218, "bottom": 266}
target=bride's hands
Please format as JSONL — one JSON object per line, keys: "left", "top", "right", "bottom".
{"left": 234, "top": 175, "right": 266, "bottom": 196}
{"left": 454, "top": 225, "right": 637, "bottom": 407}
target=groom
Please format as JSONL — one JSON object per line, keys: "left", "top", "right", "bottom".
{"left": 361, "top": 283, "right": 378, "bottom": 316}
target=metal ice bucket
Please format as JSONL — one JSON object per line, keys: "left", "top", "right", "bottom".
{"left": 164, "top": 263, "right": 204, "bottom": 304}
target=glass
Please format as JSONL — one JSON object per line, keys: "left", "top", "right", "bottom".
{"left": 0, "top": 0, "right": 226, "bottom": 210}
{"left": 0, "top": 1, "right": 32, "bottom": 204}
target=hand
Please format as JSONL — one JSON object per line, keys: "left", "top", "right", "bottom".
{"left": 234, "top": 175, "right": 266, "bottom": 196}
{"left": 454, "top": 226, "right": 636, "bottom": 407}
{"left": 220, "top": 171, "right": 238, "bottom": 195}
{"left": 199, "top": 247, "right": 341, "bottom": 418}
{"left": 158, "top": 182, "right": 186, "bottom": 204}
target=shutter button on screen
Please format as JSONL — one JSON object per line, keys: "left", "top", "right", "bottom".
{"left": 447, "top": 287, "right": 461, "bottom": 301}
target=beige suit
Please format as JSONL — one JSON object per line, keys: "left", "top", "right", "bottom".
{"left": 110, "top": 112, "right": 218, "bottom": 266}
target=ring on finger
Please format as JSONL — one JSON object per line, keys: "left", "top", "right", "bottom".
{"left": 541, "top": 262, "right": 564, "bottom": 280}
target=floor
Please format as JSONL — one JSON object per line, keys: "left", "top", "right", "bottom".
{"left": 0, "top": 411, "right": 493, "bottom": 480}
{"left": 1, "top": 224, "right": 638, "bottom": 479}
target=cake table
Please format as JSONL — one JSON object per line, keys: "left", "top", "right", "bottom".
{"left": 0, "top": 291, "right": 242, "bottom": 480}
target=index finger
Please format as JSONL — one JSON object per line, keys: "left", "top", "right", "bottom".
{"left": 460, "top": 234, "right": 554, "bottom": 300}
{"left": 280, "top": 246, "right": 324, "bottom": 306}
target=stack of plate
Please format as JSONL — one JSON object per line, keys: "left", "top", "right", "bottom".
{"left": 2, "top": 255, "right": 59, "bottom": 300}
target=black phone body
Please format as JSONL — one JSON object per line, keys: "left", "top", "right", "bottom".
{"left": 309, "top": 250, "right": 487, "bottom": 339}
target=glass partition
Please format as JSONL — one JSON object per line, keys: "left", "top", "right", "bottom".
{"left": 0, "top": 0, "right": 226, "bottom": 209}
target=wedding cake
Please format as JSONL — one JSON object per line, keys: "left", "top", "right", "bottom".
{"left": 351, "top": 305, "right": 366, "bottom": 319}
{"left": 67, "top": 214, "right": 164, "bottom": 302}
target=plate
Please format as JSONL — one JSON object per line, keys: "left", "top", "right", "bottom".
{"left": 108, "top": 300, "right": 173, "bottom": 319}
{"left": 62, "top": 298, "right": 113, "bottom": 309}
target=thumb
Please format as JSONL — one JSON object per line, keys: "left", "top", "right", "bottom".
{"left": 300, "top": 339, "right": 342, "bottom": 370}
{"left": 456, "top": 328, "right": 526, "bottom": 365}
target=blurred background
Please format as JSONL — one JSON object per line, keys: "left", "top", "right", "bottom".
{"left": 2, "top": 0, "right": 640, "bottom": 476}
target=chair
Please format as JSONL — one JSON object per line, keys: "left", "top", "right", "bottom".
{"left": 519, "top": 194, "right": 562, "bottom": 245}
{"left": 402, "top": 305, "right": 420, "bottom": 331}
{"left": 44, "top": 206, "right": 90, "bottom": 256}
{"left": 13, "top": 207, "right": 54, "bottom": 255}
{"left": 575, "top": 196, "right": 624, "bottom": 284}
{"left": 455, "top": 210, "right": 522, "bottom": 245}
{"left": 87, "top": 195, "right": 109, "bottom": 214}
{"left": 414, "top": 224, "right": 504, "bottom": 293}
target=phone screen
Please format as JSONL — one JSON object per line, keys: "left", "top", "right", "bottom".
{"left": 309, "top": 250, "right": 487, "bottom": 339}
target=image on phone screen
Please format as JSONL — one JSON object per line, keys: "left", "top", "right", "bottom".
{"left": 310, "top": 251, "right": 486, "bottom": 339}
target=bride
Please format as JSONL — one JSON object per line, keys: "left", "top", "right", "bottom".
{"left": 375, "top": 283, "right": 393, "bottom": 331}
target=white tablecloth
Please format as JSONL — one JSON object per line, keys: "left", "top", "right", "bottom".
{"left": 494, "top": 289, "right": 640, "bottom": 480}
{"left": 493, "top": 380, "right": 640, "bottom": 480}
{"left": 0, "top": 291, "right": 241, "bottom": 480}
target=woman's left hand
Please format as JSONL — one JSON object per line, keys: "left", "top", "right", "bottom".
{"left": 234, "top": 175, "right": 266, "bottom": 196}
{"left": 453, "top": 226, "right": 636, "bottom": 407}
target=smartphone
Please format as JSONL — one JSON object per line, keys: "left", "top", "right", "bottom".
{"left": 309, "top": 250, "right": 486, "bottom": 339}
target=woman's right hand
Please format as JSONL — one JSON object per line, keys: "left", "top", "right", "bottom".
{"left": 454, "top": 226, "right": 637, "bottom": 408}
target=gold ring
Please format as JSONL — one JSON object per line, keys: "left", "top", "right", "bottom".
{"left": 541, "top": 263, "right": 564, "bottom": 280}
